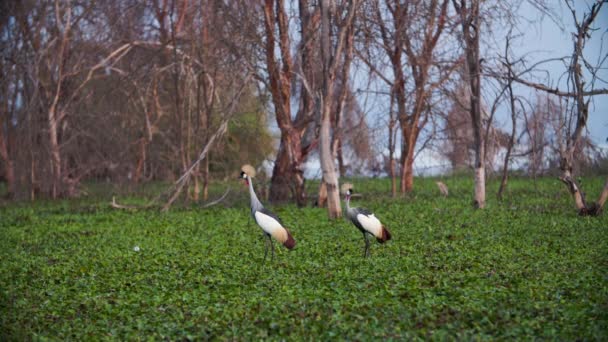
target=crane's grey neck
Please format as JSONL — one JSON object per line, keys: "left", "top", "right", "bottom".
{"left": 345, "top": 196, "right": 354, "bottom": 218}
{"left": 247, "top": 176, "right": 263, "bottom": 212}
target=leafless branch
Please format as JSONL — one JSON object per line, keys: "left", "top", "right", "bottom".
{"left": 201, "top": 188, "right": 231, "bottom": 208}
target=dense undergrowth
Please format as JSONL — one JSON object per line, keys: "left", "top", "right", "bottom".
{"left": 1, "top": 176, "right": 607, "bottom": 340}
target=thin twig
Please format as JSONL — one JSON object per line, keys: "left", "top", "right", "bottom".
{"left": 201, "top": 188, "right": 231, "bottom": 208}
{"left": 110, "top": 196, "right": 153, "bottom": 210}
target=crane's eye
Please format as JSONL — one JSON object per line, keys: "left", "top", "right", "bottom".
{"left": 240, "top": 171, "right": 247, "bottom": 178}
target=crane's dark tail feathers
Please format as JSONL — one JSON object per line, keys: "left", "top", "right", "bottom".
{"left": 377, "top": 225, "right": 392, "bottom": 243}
{"left": 283, "top": 229, "right": 296, "bottom": 250}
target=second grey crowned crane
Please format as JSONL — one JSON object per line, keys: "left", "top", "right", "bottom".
{"left": 240, "top": 165, "right": 295, "bottom": 261}
{"left": 343, "top": 183, "right": 392, "bottom": 258}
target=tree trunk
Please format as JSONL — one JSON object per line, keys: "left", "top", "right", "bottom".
{"left": 317, "top": 181, "right": 327, "bottom": 208}
{"left": 389, "top": 159, "right": 397, "bottom": 197}
{"left": 269, "top": 141, "right": 307, "bottom": 207}
{"left": 472, "top": 104, "right": 485, "bottom": 208}
{"left": 319, "top": 105, "right": 341, "bottom": 218}
{"left": 0, "top": 133, "right": 15, "bottom": 199}
{"left": 317, "top": 0, "right": 354, "bottom": 219}
{"left": 269, "top": 145, "right": 290, "bottom": 203}
{"left": 30, "top": 154, "right": 36, "bottom": 201}
{"left": 399, "top": 134, "right": 416, "bottom": 193}
{"left": 388, "top": 107, "right": 397, "bottom": 197}
{"left": 597, "top": 178, "right": 608, "bottom": 212}
{"left": 134, "top": 138, "right": 146, "bottom": 184}
{"left": 400, "top": 127, "right": 418, "bottom": 193}
{"left": 48, "top": 110, "right": 63, "bottom": 199}
{"left": 202, "top": 157, "right": 209, "bottom": 201}
{"left": 3, "top": 160, "right": 15, "bottom": 199}
{"left": 497, "top": 58, "right": 517, "bottom": 200}
{"left": 455, "top": 0, "right": 485, "bottom": 208}
{"left": 560, "top": 174, "right": 586, "bottom": 211}
{"left": 334, "top": 137, "right": 346, "bottom": 177}
{"left": 402, "top": 154, "right": 415, "bottom": 193}
{"left": 474, "top": 163, "right": 485, "bottom": 208}
{"left": 293, "top": 164, "right": 307, "bottom": 207}
{"left": 264, "top": 0, "right": 309, "bottom": 207}
{"left": 497, "top": 142, "right": 512, "bottom": 200}
{"left": 192, "top": 163, "right": 201, "bottom": 202}
{"left": 560, "top": 173, "right": 607, "bottom": 217}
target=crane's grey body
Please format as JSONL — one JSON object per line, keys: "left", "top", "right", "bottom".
{"left": 241, "top": 171, "right": 295, "bottom": 260}
{"left": 344, "top": 189, "right": 391, "bottom": 257}
{"left": 345, "top": 203, "right": 373, "bottom": 233}
{"left": 246, "top": 176, "right": 282, "bottom": 229}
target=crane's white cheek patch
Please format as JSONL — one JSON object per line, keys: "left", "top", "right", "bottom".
{"left": 254, "top": 211, "right": 288, "bottom": 243}
{"left": 357, "top": 214, "right": 382, "bottom": 237}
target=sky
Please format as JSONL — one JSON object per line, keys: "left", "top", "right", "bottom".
{"left": 513, "top": 0, "right": 608, "bottom": 146}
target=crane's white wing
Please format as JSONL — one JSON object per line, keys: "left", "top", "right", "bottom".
{"left": 254, "top": 211, "right": 288, "bottom": 243}
{"left": 356, "top": 213, "right": 382, "bottom": 238}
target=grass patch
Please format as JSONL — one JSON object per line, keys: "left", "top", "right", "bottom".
{"left": 1, "top": 176, "right": 607, "bottom": 339}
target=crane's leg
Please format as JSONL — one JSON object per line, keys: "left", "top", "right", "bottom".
{"left": 270, "top": 237, "right": 275, "bottom": 261}
{"left": 361, "top": 231, "right": 369, "bottom": 258}
{"left": 361, "top": 231, "right": 366, "bottom": 257}
{"left": 263, "top": 234, "right": 269, "bottom": 262}
{"left": 364, "top": 233, "right": 371, "bottom": 258}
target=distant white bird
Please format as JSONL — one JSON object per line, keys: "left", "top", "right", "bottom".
{"left": 343, "top": 184, "right": 391, "bottom": 258}
{"left": 436, "top": 181, "right": 449, "bottom": 197}
{"left": 240, "top": 165, "right": 295, "bottom": 261}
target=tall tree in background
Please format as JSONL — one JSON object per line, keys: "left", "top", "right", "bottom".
{"left": 360, "top": 0, "right": 453, "bottom": 193}
{"left": 0, "top": 1, "right": 18, "bottom": 198}
{"left": 506, "top": 0, "right": 608, "bottom": 215}
{"left": 13, "top": 0, "right": 133, "bottom": 198}
{"left": 318, "top": 0, "right": 358, "bottom": 219}
{"left": 395, "top": 0, "right": 451, "bottom": 193}
{"left": 496, "top": 34, "right": 519, "bottom": 200}
{"left": 453, "top": 0, "right": 485, "bottom": 208}
{"left": 262, "top": 0, "right": 318, "bottom": 206}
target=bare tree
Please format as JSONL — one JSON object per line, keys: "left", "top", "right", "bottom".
{"left": 453, "top": 0, "right": 485, "bottom": 208}
{"left": 360, "top": 0, "right": 454, "bottom": 193}
{"left": 317, "top": 0, "right": 358, "bottom": 219}
{"left": 262, "top": 0, "right": 318, "bottom": 206}
{"left": 0, "top": 4, "right": 18, "bottom": 198}
{"left": 505, "top": 0, "right": 608, "bottom": 215}
{"left": 496, "top": 35, "right": 519, "bottom": 200}
{"left": 11, "top": 0, "right": 135, "bottom": 198}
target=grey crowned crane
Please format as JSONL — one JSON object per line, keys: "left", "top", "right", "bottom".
{"left": 240, "top": 165, "right": 296, "bottom": 261}
{"left": 343, "top": 183, "right": 391, "bottom": 257}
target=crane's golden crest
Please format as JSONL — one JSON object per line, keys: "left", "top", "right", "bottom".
{"left": 240, "top": 164, "right": 256, "bottom": 178}
{"left": 341, "top": 182, "right": 353, "bottom": 195}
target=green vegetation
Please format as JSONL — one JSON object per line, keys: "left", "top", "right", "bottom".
{"left": 1, "top": 177, "right": 607, "bottom": 340}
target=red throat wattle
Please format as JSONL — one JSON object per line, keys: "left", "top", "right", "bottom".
{"left": 244, "top": 178, "right": 249, "bottom": 187}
